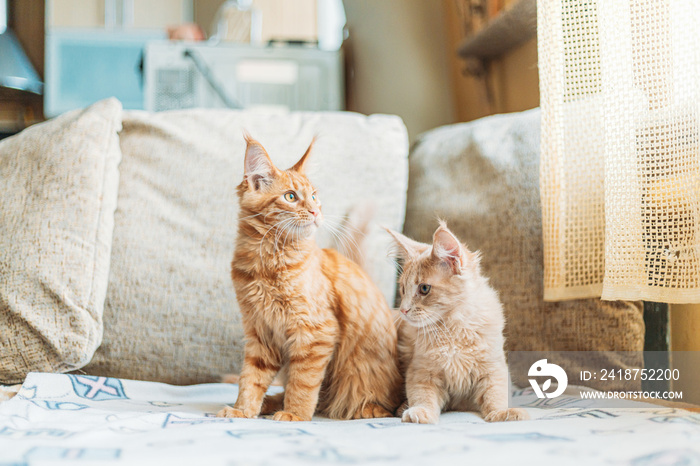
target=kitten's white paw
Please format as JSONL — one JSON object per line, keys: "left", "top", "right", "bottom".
{"left": 484, "top": 408, "right": 529, "bottom": 422}
{"left": 395, "top": 400, "right": 409, "bottom": 417}
{"left": 401, "top": 406, "right": 439, "bottom": 424}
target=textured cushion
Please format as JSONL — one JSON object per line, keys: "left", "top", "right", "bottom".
{"left": 0, "top": 98, "right": 123, "bottom": 384}
{"left": 84, "top": 109, "right": 409, "bottom": 385}
{"left": 403, "top": 109, "right": 645, "bottom": 389}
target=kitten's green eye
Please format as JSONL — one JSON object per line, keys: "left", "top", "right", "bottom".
{"left": 312, "top": 193, "right": 317, "bottom": 201}
{"left": 418, "top": 284, "right": 431, "bottom": 296}
{"left": 283, "top": 192, "right": 297, "bottom": 202}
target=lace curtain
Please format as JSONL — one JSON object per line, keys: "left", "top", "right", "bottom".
{"left": 539, "top": 0, "right": 700, "bottom": 303}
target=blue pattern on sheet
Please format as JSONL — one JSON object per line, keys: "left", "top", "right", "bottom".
{"left": 30, "top": 401, "right": 88, "bottom": 411}
{"left": 473, "top": 432, "right": 573, "bottom": 442}
{"left": 24, "top": 447, "right": 121, "bottom": 461}
{"left": 67, "top": 375, "right": 127, "bottom": 401}
{"left": 0, "top": 372, "right": 698, "bottom": 464}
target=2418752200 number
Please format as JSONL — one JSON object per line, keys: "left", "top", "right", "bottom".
{"left": 598, "top": 368, "right": 680, "bottom": 381}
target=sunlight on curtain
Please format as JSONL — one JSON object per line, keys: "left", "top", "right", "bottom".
{"left": 539, "top": 0, "right": 700, "bottom": 303}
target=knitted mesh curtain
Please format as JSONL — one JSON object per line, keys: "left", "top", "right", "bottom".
{"left": 539, "top": 0, "right": 700, "bottom": 303}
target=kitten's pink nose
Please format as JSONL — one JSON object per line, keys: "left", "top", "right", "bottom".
{"left": 400, "top": 308, "right": 409, "bottom": 315}
{"left": 309, "top": 209, "right": 320, "bottom": 217}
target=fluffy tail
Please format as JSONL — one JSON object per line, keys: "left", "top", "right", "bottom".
{"left": 338, "top": 202, "right": 376, "bottom": 273}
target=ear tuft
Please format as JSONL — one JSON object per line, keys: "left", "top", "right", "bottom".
{"left": 243, "top": 132, "right": 277, "bottom": 190}
{"left": 291, "top": 136, "right": 316, "bottom": 173}
{"left": 384, "top": 228, "right": 429, "bottom": 260}
{"left": 431, "top": 223, "right": 465, "bottom": 275}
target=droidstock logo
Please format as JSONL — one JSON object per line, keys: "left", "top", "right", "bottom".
{"left": 528, "top": 359, "right": 568, "bottom": 399}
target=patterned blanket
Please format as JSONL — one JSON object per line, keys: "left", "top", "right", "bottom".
{"left": 1, "top": 373, "right": 699, "bottom": 465}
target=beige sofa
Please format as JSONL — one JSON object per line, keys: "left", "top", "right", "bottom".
{"left": 0, "top": 98, "right": 644, "bottom": 387}
{"left": 1, "top": 100, "right": 690, "bottom": 466}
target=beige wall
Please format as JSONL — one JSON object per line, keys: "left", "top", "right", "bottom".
{"left": 343, "top": 0, "right": 456, "bottom": 142}
{"left": 48, "top": 0, "right": 104, "bottom": 28}
{"left": 195, "top": 0, "right": 317, "bottom": 41}
{"left": 48, "top": 0, "right": 191, "bottom": 29}
{"left": 132, "top": 0, "right": 191, "bottom": 29}
{"left": 253, "top": 0, "right": 317, "bottom": 42}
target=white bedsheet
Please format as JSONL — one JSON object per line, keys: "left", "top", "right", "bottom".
{"left": 0, "top": 373, "right": 699, "bottom": 465}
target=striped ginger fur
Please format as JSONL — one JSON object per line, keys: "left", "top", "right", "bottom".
{"left": 216, "top": 135, "right": 402, "bottom": 421}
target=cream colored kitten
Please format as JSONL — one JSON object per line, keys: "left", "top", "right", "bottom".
{"left": 387, "top": 222, "right": 529, "bottom": 424}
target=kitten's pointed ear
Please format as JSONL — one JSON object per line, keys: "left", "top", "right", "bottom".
{"left": 384, "top": 228, "right": 428, "bottom": 260}
{"left": 291, "top": 137, "right": 315, "bottom": 173}
{"left": 431, "top": 222, "right": 475, "bottom": 275}
{"left": 243, "top": 132, "right": 278, "bottom": 190}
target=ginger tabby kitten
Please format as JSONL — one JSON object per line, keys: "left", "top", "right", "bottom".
{"left": 387, "top": 223, "right": 529, "bottom": 424}
{"left": 217, "top": 134, "right": 402, "bottom": 421}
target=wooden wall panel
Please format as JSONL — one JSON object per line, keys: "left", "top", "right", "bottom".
{"left": 443, "top": 0, "right": 539, "bottom": 122}
{"left": 671, "top": 304, "right": 700, "bottom": 405}
{"left": 2, "top": 0, "right": 45, "bottom": 126}
{"left": 11, "top": 0, "right": 44, "bottom": 77}
{"left": 194, "top": 0, "right": 225, "bottom": 37}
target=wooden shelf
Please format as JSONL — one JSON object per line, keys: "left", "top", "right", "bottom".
{"left": 458, "top": 0, "right": 537, "bottom": 60}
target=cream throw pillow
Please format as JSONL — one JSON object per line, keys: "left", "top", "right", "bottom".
{"left": 84, "top": 109, "right": 409, "bottom": 385}
{"left": 0, "top": 98, "right": 122, "bottom": 384}
{"left": 404, "top": 109, "right": 645, "bottom": 391}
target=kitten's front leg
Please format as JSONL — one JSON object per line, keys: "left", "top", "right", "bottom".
{"left": 217, "top": 336, "right": 281, "bottom": 419}
{"left": 273, "top": 333, "right": 335, "bottom": 422}
{"left": 402, "top": 366, "right": 445, "bottom": 424}
{"left": 475, "top": 363, "right": 529, "bottom": 422}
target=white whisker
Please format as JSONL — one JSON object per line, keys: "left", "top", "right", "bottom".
{"left": 258, "top": 217, "right": 296, "bottom": 262}
{"left": 323, "top": 221, "right": 363, "bottom": 259}
{"left": 237, "top": 211, "right": 265, "bottom": 221}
